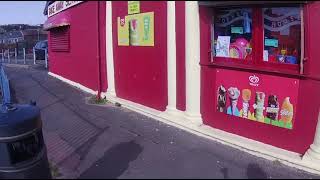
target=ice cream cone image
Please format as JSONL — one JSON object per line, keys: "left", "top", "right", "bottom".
{"left": 217, "top": 85, "right": 227, "bottom": 113}
{"left": 253, "top": 92, "right": 265, "bottom": 122}
{"left": 129, "top": 18, "right": 139, "bottom": 46}
{"left": 266, "top": 95, "right": 279, "bottom": 120}
{"left": 280, "top": 97, "right": 294, "bottom": 124}
{"left": 227, "top": 87, "right": 240, "bottom": 116}
{"left": 241, "top": 89, "right": 251, "bottom": 118}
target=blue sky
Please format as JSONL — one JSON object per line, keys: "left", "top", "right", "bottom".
{"left": 0, "top": 1, "right": 47, "bottom": 25}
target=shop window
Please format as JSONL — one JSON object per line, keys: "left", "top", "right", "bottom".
{"left": 210, "top": 6, "right": 304, "bottom": 73}
{"left": 263, "top": 7, "right": 301, "bottom": 65}
{"left": 50, "top": 26, "right": 70, "bottom": 52}
{"left": 213, "top": 8, "right": 253, "bottom": 60}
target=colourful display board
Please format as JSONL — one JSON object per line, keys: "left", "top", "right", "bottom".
{"left": 117, "top": 12, "right": 154, "bottom": 47}
{"left": 215, "top": 69, "right": 299, "bottom": 129}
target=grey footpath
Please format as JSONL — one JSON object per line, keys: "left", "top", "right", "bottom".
{"left": 4, "top": 64, "right": 320, "bottom": 179}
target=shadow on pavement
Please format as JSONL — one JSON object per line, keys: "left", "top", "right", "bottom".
{"left": 246, "top": 163, "right": 267, "bottom": 179}
{"left": 80, "top": 140, "right": 143, "bottom": 179}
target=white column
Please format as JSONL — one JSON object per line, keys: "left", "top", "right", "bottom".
{"left": 105, "top": 1, "right": 116, "bottom": 97}
{"left": 303, "top": 110, "right": 320, "bottom": 166}
{"left": 184, "top": 1, "right": 202, "bottom": 125}
{"left": 165, "top": 1, "right": 178, "bottom": 115}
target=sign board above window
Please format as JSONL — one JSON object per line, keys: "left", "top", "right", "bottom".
{"left": 48, "top": 1, "right": 83, "bottom": 18}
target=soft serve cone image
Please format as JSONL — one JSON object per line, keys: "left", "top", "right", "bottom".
{"left": 241, "top": 89, "right": 251, "bottom": 118}
{"left": 266, "top": 95, "right": 279, "bottom": 120}
{"left": 227, "top": 87, "right": 240, "bottom": 116}
{"left": 253, "top": 92, "right": 265, "bottom": 122}
{"left": 217, "top": 85, "right": 227, "bottom": 113}
{"left": 129, "top": 18, "right": 139, "bottom": 46}
{"left": 280, "top": 97, "right": 294, "bottom": 124}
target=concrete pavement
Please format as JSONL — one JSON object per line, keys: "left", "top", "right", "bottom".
{"left": 4, "top": 64, "right": 320, "bottom": 179}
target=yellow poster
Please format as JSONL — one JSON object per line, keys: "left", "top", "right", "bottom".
{"left": 128, "top": 1, "right": 140, "bottom": 15}
{"left": 117, "top": 17, "right": 129, "bottom": 46}
{"left": 117, "top": 12, "right": 154, "bottom": 47}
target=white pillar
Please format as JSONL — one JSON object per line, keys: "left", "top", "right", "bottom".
{"left": 303, "top": 110, "right": 320, "bottom": 166}
{"left": 184, "top": 1, "right": 202, "bottom": 125}
{"left": 105, "top": 1, "right": 116, "bottom": 97}
{"left": 165, "top": 1, "right": 178, "bottom": 115}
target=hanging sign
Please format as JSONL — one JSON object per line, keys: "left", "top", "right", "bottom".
{"left": 117, "top": 12, "right": 154, "bottom": 46}
{"left": 216, "top": 9, "right": 252, "bottom": 27}
{"left": 128, "top": 1, "right": 140, "bottom": 15}
{"left": 264, "top": 12, "right": 301, "bottom": 32}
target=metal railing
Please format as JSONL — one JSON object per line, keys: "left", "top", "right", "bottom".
{"left": 1, "top": 48, "right": 48, "bottom": 69}
{"left": 0, "top": 64, "right": 11, "bottom": 104}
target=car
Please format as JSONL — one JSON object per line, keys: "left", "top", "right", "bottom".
{"left": 34, "top": 40, "right": 48, "bottom": 60}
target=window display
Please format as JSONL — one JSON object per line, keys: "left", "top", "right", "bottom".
{"left": 263, "top": 7, "right": 301, "bottom": 64}
{"left": 213, "top": 8, "right": 253, "bottom": 60}
{"left": 211, "top": 6, "right": 303, "bottom": 72}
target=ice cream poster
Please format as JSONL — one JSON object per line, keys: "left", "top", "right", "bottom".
{"left": 215, "top": 69, "right": 299, "bottom": 129}
{"left": 117, "top": 12, "right": 154, "bottom": 46}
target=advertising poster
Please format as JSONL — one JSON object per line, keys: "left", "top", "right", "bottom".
{"left": 117, "top": 12, "right": 154, "bottom": 47}
{"left": 215, "top": 69, "right": 299, "bottom": 129}
{"left": 128, "top": 1, "right": 140, "bottom": 15}
{"left": 118, "top": 16, "right": 129, "bottom": 46}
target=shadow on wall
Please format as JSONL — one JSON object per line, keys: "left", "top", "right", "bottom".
{"left": 80, "top": 140, "right": 143, "bottom": 179}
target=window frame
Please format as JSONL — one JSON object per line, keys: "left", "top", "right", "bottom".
{"left": 210, "top": 5, "right": 305, "bottom": 75}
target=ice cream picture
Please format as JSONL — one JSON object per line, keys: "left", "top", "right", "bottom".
{"left": 253, "top": 92, "right": 265, "bottom": 122}
{"left": 266, "top": 95, "right": 280, "bottom": 120}
{"left": 227, "top": 87, "right": 240, "bottom": 116}
{"left": 241, "top": 89, "right": 251, "bottom": 118}
{"left": 280, "top": 97, "right": 294, "bottom": 125}
{"left": 217, "top": 85, "right": 227, "bottom": 113}
{"left": 129, "top": 18, "right": 139, "bottom": 46}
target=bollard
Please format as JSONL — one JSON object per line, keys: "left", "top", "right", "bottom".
{"left": 23, "top": 48, "right": 26, "bottom": 64}
{"left": 33, "top": 47, "right": 36, "bottom": 65}
{"left": 45, "top": 49, "right": 48, "bottom": 69}
{"left": 15, "top": 48, "right": 17, "bottom": 64}
{"left": 7, "top": 49, "right": 10, "bottom": 63}
{"left": 0, "top": 103, "right": 52, "bottom": 179}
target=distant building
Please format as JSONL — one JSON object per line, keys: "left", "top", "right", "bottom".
{"left": 0, "top": 29, "right": 47, "bottom": 50}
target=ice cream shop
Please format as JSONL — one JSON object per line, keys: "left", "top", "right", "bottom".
{"left": 44, "top": 1, "right": 320, "bottom": 172}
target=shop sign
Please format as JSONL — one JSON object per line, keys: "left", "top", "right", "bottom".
{"left": 128, "top": 1, "right": 140, "bottom": 15}
{"left": 48, "top": 1, "right": 83, "bottom": 17}
{"left": 117, "top": 12, "right": 154, "bottom": 46}
{"left": 215, "top": 69, "right": 299, "bottom": 129}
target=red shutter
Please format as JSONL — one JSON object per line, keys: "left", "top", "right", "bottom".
{"left": 50, "top": 26, "right": 70, "bottom": 52}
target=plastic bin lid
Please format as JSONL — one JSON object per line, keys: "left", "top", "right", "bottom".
{"left": 0, "top": 104, "right": 42, "bottom": 138}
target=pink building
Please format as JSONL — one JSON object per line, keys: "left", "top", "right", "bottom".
{"left": 44, "top": 1, "right": 320, "bottom": 173}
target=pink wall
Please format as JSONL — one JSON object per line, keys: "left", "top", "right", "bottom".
{"left": 112, "top": 1, "right": 168, "bottom": 111}
{"left": 48, "top": 2, "right": 107, "bottom": 92}
{"left": 175, "top": 1, "right": 186, "bottom": 111}
{"left": 199, "top": 5, "right": 319, "bottom": 154}
{"left": 305, "top": 2, "right": 320, "bottom": 79}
